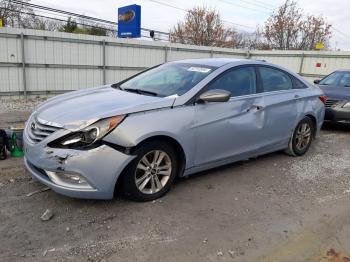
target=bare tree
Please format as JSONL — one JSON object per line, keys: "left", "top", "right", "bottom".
{"left": 170, "top": 6, "right": 238, "bottom": 48}
{"left": 298, "top": 15, "right": 332, "bottom": 50}
{"left": 0, "top": 1, "right": 110, "bottom": 36}
{"left": 263, "top": 0, "right": 332, "bottom": 50}
{"left": 0, "top": 0, "right": 32, "bottom": 27}
{"left": 234, "top": 28, "right": 270, "bottom": 50}
{"left": 0, "top": 0, "right": 62, "bottom": 30}
{"left": 263, "top": 0, "right": 302, "bottom": 49}
{"left": 27, "top": 14, "right": 62, "bottom": 31}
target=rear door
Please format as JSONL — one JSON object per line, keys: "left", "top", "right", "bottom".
{"left": 257, "top": 66, "right": 298, "bottom": 148}
{"left": 193, "top": 66, "right": 267, "bottom": 166}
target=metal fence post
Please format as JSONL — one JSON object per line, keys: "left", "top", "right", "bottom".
{"left": 102, "top": 40, "right": 106, "bottom": 85}
{"left": 299, "top": 53, "right": 305, "bottom": 75}
{"left": 164, "top": 45, "right": 168, "bottom": 62}
{"left": 246, "top": 50, "right": 251, "bottom": 59}
{"left": 210, "top": 49, "right": 214, "bottom": 58}
{"left": 20, "top": 33, "right": 27, "bottom": 99}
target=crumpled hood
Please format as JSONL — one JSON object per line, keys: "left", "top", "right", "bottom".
{"left": 34, "top": 86, "right": 176, "bottom": 131}
{"left": 318, "top": 85, "right": 350, "bottom": 100}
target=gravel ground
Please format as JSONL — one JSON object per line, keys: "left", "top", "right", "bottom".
{"left": 0, "top": 105, "right": 350, "bottom": 262}
{"left": 0, "top": 98, "right": 46, "bottom": 113}
{"left": 0, "top": 98, "right": 46, "bottom": 129}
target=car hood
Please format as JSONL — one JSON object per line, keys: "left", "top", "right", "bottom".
{"left": 318, "top": 85, "right": 350, "bottom": 100}
{"left": 34, "top": 86, "right": 177, "bottom": 131}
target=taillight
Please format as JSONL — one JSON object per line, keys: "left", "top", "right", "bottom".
{"left": 319, "top": 95, "right": 327, "bottom": 104}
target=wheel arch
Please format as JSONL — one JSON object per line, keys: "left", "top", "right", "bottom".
{"left": 133, "top": 135, "right": 187, "bottom": 174}
{"left": 285, "top": 113, "right": 316, "bottom": 157}
{"left": 291, "top": 113, "right": 317, "bottom": 139}
{"left": 114, "top": 134, "right": 187, "bottom": 197}
{"left": 305, "top": 114, "right": 317, "bottom": 138}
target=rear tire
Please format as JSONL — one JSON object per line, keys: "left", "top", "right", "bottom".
{"left": 122, "top": 141, "right": 179, "bottom": 202}
{"left": 285, "top": 116, "right": 314, "bottom": 157}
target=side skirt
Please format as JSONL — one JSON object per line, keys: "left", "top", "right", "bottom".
{"left": 182, "top": 142, "right": 288, "bottom": 177}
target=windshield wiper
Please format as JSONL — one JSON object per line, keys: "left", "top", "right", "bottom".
{"left": 123, "top": 88, "right": 159, "bottom": 97}
{"left": 111, "top": 83, "right": 122, "bottom": 89}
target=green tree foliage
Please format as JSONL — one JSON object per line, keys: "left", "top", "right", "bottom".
{"left": 59, "top": 17, "right": 108, "bottom": 36}
{"left": 59, "top": 17, "right": 77, "bottom": 33}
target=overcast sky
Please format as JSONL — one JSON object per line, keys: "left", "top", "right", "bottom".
{"left": 32, "top": 0, "right": 350, "bottom": 50}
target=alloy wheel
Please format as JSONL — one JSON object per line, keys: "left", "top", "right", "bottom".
{"left": 295, "top": 123, "right": 312, "bottom": 151}
{"left": 135, "top": 150, "right": 172, "bottom": 194}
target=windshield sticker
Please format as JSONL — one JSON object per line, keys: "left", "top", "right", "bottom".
{"left": 165, "top": 94, "right": 179, "bottom": 99}
{"left": 187, "top": 67, "right": 212, "bottom": 73}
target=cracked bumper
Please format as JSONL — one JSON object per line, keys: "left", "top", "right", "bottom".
{"left": 23, "top": 134, "right": 135, "bottom": 199}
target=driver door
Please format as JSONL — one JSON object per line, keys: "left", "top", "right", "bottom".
{"left": 193, "top": 66, "right": 266, "bottom": 166}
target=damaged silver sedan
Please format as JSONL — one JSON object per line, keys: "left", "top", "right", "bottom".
{"left": 24, "top": 58, "right": 325, "bottom": 201}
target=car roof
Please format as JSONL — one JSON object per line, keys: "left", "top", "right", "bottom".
{"left": 171, "top": 58, "right": 252, "bottom": 67}
{"left": 171, "top": 58, "right": 288, "bottom": 68}
{"left": 334, "top": 69, "right": 350, "bottom": 73}
{"left": 171, "top": 58, "right": 296, "bottom": 74}
{"left": 171, "top": 58, "right": 308, "bottom": 85}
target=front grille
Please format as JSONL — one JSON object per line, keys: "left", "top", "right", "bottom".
{"left": 325, "top": 99, "right": 339, "bottom": 108}
{"left": 27, "top": 117, "right": 61, "bottom": 143}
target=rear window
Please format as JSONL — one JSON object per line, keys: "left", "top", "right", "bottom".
{"left": 259, "top": 67, "right": 293, "bottom": 92}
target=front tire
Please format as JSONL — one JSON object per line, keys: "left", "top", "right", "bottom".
{"left": 122, "top": 141, "right": 179, "bottom": 202}
{"left": 285, "top": 117, "right": 314, "bottom": 156}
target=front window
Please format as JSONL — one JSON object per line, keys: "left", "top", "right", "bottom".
{"left": 319, "top": 71, "right": 350, "bottom": 87}
{"left": 206, "top": 67, "right": 257, "bottom": 97}
{"left": 117, "top": 63, "right": 216, "bottom": 97}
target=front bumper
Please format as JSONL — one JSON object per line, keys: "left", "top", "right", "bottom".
{"left": 324, "top": 107, "right": 350, "bottom": 124}
{"left": 23, "top": 130, "right": 135, "bottom": 199}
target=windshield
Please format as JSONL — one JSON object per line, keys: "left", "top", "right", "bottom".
{"left": 118, "top": 63, "right": 216, "bottom": 97}
{"left": 319, "top": 71, "right": 350, "bottom": 87}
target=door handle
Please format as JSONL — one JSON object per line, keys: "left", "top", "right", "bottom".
{"left": 247, "top": 105, "right": 265, "bottom": 112}
{"left": 294, "top": 94, "right": 301, "bottom": 99}
{"left": 254, "top": 105, "right": 265, "bottom": 111}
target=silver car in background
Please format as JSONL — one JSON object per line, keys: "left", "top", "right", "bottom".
{"left": 23, "top": 59, "right": 325, "bottom": 201}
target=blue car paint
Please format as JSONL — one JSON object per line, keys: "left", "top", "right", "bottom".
{"left": 23, "top": 58, "right": 325, "bottom": 199}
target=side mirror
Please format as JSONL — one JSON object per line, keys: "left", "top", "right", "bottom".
{"left": 197, "top": 89, "right": 231, "bottom": 103}
{"left": 314, "top": 79, "right": 321, "bottom": 84}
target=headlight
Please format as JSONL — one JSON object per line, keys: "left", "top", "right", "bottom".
{"left": 342, "top": 102, "right": 350, "bottom": 108}
{"left": 50, "top": 115, "right": 126, "bottom": 148}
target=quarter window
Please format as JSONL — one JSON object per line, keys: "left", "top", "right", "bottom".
{"left": 293, "top": 77, "right": 308, "bottom": 89}
{"left": 207, "top": 67, "right": 256, "bottom": 97}
{"left": 259, "top": 67, "right": 293, "bottom": 92}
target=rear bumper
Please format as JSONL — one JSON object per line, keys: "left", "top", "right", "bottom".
{"left": 324, "top": 107, "right": 350, "bottom": 124}
{"left": 24, "top": 134, "right": 135, "bottom": 199}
